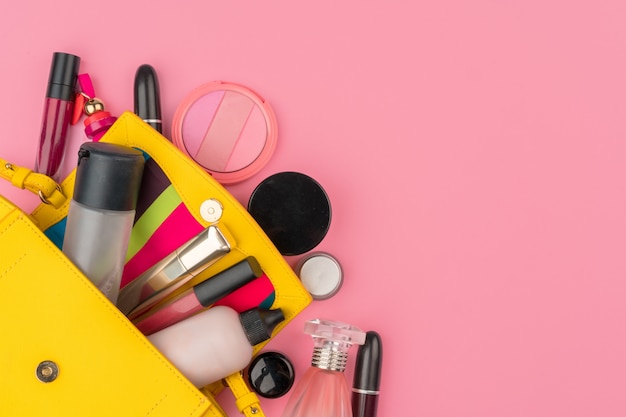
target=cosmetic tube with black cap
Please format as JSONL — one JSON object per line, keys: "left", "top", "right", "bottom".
{"left": 62, "top": 142, "right": 145, "bottom": 303}
{"left": 148, "top": 306, "right": 285, "bottom": 387}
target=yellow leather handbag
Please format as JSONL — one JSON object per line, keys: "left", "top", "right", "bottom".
{"left": 0, "top": 112, "right": 312, "bottom": 417}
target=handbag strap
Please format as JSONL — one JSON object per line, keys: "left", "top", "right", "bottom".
{"left": 227, "top": 372, "right": 266, "bottom": 417}
{"left": 0, "top": 158, "right": 67, "bottom": 209}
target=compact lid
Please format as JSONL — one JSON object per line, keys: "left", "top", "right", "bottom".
{"left": 247, "top": 351, "right": 295, "bottom": 398}
{"left": 46, "top": 52, "right": 80, "bottom": 101}
{"left": 239, "top": 308, "right": 285, "bottom": 346}
{"left": 248, "top": 172, "right": 331, "bottom": 256}
{"left": 73, "top": 142, "right": 145, "bottom": 211}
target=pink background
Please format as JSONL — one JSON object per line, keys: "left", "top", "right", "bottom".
{"left": 2, "top": 1, "right": 626, "bottom": 416}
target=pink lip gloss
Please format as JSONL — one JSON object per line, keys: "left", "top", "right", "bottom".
{"left": 34, "top": 52, "right": 80, "bottom": 182}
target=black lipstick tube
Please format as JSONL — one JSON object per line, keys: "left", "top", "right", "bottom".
{"left": 352, "top": 331, "right": 383, "bottom": 417}
{"left": 134, "top": 64, "right": 162, "bottom": 134}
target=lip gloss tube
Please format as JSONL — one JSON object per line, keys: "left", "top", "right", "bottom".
{"left": 132, "top": 256, "right": 264, "bottom": 335}
{"left": 34, "top": 52, "right": 80, "bottom": 181}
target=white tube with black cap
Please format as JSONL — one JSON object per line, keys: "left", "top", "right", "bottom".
{"left": 62, "top": 142, "right": 145, "bottom": 303}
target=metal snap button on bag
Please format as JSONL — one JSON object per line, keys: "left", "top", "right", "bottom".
{"left": 36, "top": 361, "right": 59, "bottom": 383}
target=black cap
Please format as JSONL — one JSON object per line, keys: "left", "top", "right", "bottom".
{"left": 247, "top": 351, "right": 295, "bottom": 398}
{"left": 73, "top": 142, "right": 145, "bottom": 211}
{"left": 248, "top": 172, "right": 331, "bottom": 256}
{"left": 239, "top": 308, "right": 285, "bottom": 346}
{"left": 46, "top": 52, "right": 81, "bottom": 101}
{"left": 353, "top": 331, "right": 383, "bottom": 392}
{"left": 193, "top": 256, "right": 263, "bottom": 307}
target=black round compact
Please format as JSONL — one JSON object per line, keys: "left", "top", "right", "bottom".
{"left": 248, "top": 172, "right": 331, "bottom": 256}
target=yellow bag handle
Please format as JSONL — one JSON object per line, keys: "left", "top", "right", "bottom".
{"left": 0, "top": 158, "right": 67, "bottom": 208}
{"left": 231, "top": 372, "right": 265, "bottom": 417}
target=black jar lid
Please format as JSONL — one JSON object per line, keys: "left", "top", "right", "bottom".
{"left": 246, "top": 351, "right": 295, "bottom": 399}
{"left": 248, "top": 171, "right": 331, "bottom": 256}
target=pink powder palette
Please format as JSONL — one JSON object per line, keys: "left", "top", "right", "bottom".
{"left": 172, "top": 81, "right": 278, "bottom": 184}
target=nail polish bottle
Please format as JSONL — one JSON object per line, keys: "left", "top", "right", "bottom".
{"left": 148, "top": 306, "right": 285, "bottom": 387}
{"left": 62, "top": 142, "right": 145, "bottom": 303}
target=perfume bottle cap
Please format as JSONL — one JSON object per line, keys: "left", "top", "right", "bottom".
{"left": 73, "top": 142, "right": 145, "bottom": 211}
{"left": 47, "top": 52, "right": 81, "bottom": 101}
{"left": 247, "top": 351, "right": 295, "bottom": 398}
{"left": 239, "top": 308, "right": 285, "bottom": 346}
{"left": 305, "top": 319, "right": 366, "bottom": 346}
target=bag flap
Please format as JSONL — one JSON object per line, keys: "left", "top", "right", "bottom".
{"left": 0, "top": 195, "right": 218, "bottom": 417}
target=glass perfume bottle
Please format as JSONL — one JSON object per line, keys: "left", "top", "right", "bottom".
{"left": 281, "top": 319, "right": 366, "bottom": 417}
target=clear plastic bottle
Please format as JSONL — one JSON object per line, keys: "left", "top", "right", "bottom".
{"left": 62, "top": 142, "right": 145, "bottom": 303}
{"left": 148, "top": 305, "right": 284, "bottom": 387}
{"left": 281, "top": 319, "right": 366, "bottom": 417}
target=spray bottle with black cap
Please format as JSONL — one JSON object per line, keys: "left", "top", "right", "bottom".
{"left": 62, "top": 142, "right": 145, "bottom": 303}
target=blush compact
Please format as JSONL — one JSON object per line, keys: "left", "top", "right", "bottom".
{"left": 172, "top": 81, "right": 277, "bottom": 184}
